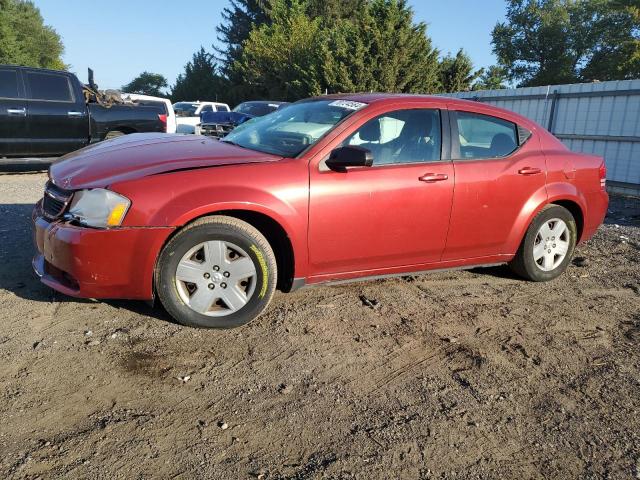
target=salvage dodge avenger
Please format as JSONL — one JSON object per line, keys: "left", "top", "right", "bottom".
{"left": 33, "top": 94, "right": 609, "bottom": 328}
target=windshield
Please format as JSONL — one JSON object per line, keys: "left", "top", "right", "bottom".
{"left": 173, "top": 102, "right": 198, "bottom": 117}
{"left": 223, "top": 99, "right": 366, "bottom": 157}
{"left": 233, "top": 102, "right": 279, "bottom": 117}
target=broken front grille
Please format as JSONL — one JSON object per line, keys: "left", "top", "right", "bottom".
{"left": 42, "top": 182, "right": 73, "bottom": 220}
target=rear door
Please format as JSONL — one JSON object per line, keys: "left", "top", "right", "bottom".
{"left": 24, "top": 69, "right": 88, "bottom": 156}
{"left": 0, "top": 67, "right": 29, "bottom": 156}
{"left": 442, "top": 108, "right": 547, "bottom": 260}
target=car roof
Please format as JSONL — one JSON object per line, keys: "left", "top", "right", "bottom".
{"left": 239, "top": 100, "right": 289, "bottom": 105}
{"left": 308, "top": 93, "right": 539, "bottom": 130}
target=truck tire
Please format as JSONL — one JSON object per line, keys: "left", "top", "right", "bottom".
{"left": 155, "top": 216, "right": 277, "bottom": 329}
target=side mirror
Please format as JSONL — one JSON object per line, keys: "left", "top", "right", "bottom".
{"left": 325, "top": 145, "right": 373, "bottom": 172}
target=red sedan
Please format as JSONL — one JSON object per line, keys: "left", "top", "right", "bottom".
{"left": 33, "top": 94, "right": 609, "bottom": 328}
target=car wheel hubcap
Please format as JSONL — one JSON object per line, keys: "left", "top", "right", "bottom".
{"left": 174, "top": 240, "right": 257, "bottom": 317}
{"left": 533, "top": 218, "right": 570, "bottom": 272}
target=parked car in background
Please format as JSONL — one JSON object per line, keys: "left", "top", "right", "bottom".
{"left": 32, "top": 94, "right": 608, "bottom": 330}
{"left": 198, "top": 100, "right": 289, "bottom": 138}
{"left": 173, "top": 101, "right": 230, "bottom": 134}
{"left": 0, "top": 65, "right": 166, "bottom": 160}
{"left": 120, "top": 93, "right": 176, "bottom": 134}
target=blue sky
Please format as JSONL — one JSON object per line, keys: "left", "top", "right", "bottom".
{"left": 35, "top": 0, "right": 507, "bottom": 90}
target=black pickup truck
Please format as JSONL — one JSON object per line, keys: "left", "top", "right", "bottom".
{"left": 0, "top": 65, "right": 166, "bottom": 160}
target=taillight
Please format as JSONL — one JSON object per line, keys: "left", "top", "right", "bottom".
{"left": 158, "top": 114, "right": 167, "bottom": 133}
{"left": 599, "top": 161, "right": 606, "bottom": 190}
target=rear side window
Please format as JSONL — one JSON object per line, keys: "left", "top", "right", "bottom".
{"left": 0, "top": 70, "right": 20, "bottom": 98}
{"left": 455, "top": 111, "right": 518, "bottom": 160}
{"left": 26, "top": 72, "right": 73, "bottom": 102}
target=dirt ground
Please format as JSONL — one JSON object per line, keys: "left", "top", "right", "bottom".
{"left": 0, "top": 171, "right": 638, "bottom": 480}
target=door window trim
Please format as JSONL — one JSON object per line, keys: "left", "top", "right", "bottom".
{"left": 0, "top": 68, "right": 25, "bottom": 100}
{"left": 24, "top": 70, "right": 76, "bottom": 103}
{"left": 449, "top": 110, "right": 531, "bottom": 161}
{"left": 324, "top": 107, "right": 450, "bottom": 170}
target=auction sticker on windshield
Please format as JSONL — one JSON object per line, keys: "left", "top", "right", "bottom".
{"left": 328, "top": 100, "right": 367, "bottom": 110}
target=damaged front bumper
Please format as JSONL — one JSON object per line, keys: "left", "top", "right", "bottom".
{"left": 32, "top": 204, "right": 174, "bottom": 300}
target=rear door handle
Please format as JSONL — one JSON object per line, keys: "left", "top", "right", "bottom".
{"left": 518, "top": 167, "right": 542, "bottom": 175}
{"left": 419, "top": 173, "right": 449, "bottom": 183}
{"left": 67, "top": 111, "right": 84, "bottom": 117}
{"left": 7, "top": 108, "right": 26, "bottom": 116}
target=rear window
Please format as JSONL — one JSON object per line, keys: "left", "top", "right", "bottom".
{"left": 134, "top": 99, "right": 168, "bottom": 114}
{"left": 26, "top": 72, "right": 73, "bottom": 102}
{"left": 173, "top": 102, "right": 198, "bottom": 116}
{"left": 0, "top": 70, "right": 20, "bottom": 98}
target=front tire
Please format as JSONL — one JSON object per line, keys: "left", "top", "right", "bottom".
{"left": 155, "top": 216, "right": 277, "bottom": 328}
{"left": 509, "top": 205, "right": 577, "bottom": 282}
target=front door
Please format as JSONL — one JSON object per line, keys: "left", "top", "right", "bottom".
{"left": 308, "top": 108, "right": 454, "bottom": 278}
{"left": 443, "top": 109, "right": 547, "bottom": 260}
{"left": 0, "top": 67, "right": 29, "bottom": 156}
{"left": 24, "top": 69, "right": 87, "bottom": 156}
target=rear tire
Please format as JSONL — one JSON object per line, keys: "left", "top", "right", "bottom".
{"left": 509, "top": 205, "right": 577, "bottom": 282}
{"left": 155, "top": 216, "right": 277, "bottom": 329}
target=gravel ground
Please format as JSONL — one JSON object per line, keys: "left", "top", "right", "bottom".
{"left": 0, "top": 171, "right": 638, "bottom": 479}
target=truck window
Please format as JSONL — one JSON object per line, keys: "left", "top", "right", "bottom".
{"left": 26, "top": 72, "right": 73, "bottom": 102}
{"left": 0, "top": 69, "right": 20, "bottom": 98}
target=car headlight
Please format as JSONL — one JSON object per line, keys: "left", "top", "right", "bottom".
{"left": 67, "top": 189, "right": 130, "bottom": 228}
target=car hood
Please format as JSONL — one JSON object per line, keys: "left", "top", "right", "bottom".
{"left": 50, "top": 133, "right": 282, "bottom": 189}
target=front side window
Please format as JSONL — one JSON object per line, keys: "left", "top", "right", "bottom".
{"left": 26, "top": 72, "right": 73, "bottom": 102}
{"left": 455, "top": 111, "right": 518, "bottom": 160}
{"left": 0, "top": 70, "right": 20, "bottom": 98}
{"left": 343, "top": 109, "right": 441, "bottom": 165}
{"left": 200, "top": 105, "right": 213, "bottom": 113}
{"left": 223, "top": 99, "right": 365, "bottom": 157}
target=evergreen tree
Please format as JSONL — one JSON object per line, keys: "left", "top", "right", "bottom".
{"left": 171, "top": 48, "right": 229, "bottom": 102}
{"left": 0, "top": 0, "right": 66, "bottom": 69}
{"left": 473, "top": 65, "right": 508, "bottom": 90}
{"left": 233, "top": 0, "right": 441, "bottom": 100}
{"left": 438, "top": 49, "right": 482, "bottom": 93}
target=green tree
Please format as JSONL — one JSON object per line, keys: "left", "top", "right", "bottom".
{"left": 232, "top": 0, "right": 441, "bottom": 100}
{"left": 473, "top": 65, "right": 508, "bottom": 90}
{"left": 233, "top": 0, "right": 325, "bottom": 100}
{"left": 121, "top": 71, "right": 168, "bottom": 96}
{"left": 171, "top": 47, "right": 228, "bottom": 102}
{"left": 0, "top": 0, "right": 66, "bottom": 69}
{"left": 438, "top": 49, "right": 482, "bottom": 92}
{"left": 492, "top": 0, "right": 640, "bottom": 87}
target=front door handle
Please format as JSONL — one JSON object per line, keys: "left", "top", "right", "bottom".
{"left": 419, "top": 173, "right": 449, "bottom": 183}
{"left": 67, "top": 111, "right": 84, "bottom": 117}
{"left": 7, "top": 108, "right": 26, "bottom": 116}
{"left": 518, "top": 167, "right": 542, "bottom": 175}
